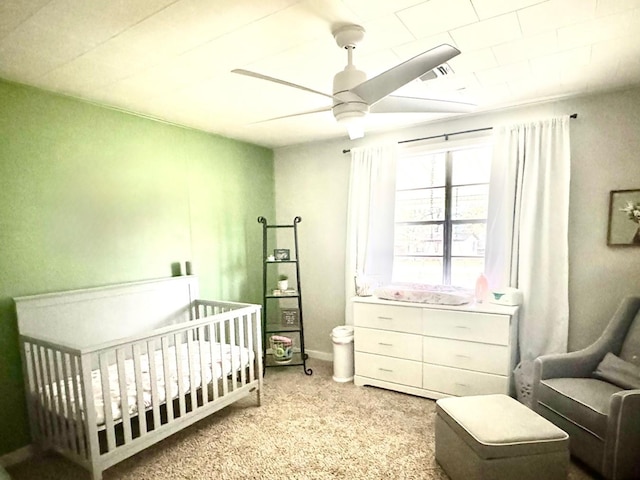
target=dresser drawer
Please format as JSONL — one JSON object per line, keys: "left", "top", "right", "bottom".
{"left": 422, "top": 309, "right": 510, "bottom": 345}
{"left": 355, "top": 327, "right": 422, "bottom": 361}
{"left": 353, "top": 302, "right": 422, "bottom": 334}
{"left": 422, "top": 363, "right": 508, "bottom": 396}
{"left": 355, "top": 352, "right": 422, "bottom": 388}
{"left": 422, "top": 336, "right": 509, "bottom": 375}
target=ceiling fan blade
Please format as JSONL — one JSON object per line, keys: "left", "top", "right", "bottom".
{"left": 232, "top": 69, "right": 335, "bottom": 100}
{"left": 351, "top": 44, "right": 461, "bottom": 105}
{"left": 370, "top": 95, "right": 475, "bottom": 114}
{"left": 248, "top": 106, "right": 332, "bottom": 124}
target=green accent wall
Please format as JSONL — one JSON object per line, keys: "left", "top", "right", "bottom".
{"left": 0, "top": 79, "right": 275, "bottom": 455}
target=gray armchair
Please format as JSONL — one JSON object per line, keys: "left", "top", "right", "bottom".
{"left": 532, "top": 296, "right": 640, "bottom": 480}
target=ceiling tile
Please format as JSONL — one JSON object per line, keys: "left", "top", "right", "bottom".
{"left": 529, "top": 45, "right": 591, "bottom": 76}
{"left": 518, "top": 0, "right": 597, "bottom": 36}
{"left": 596, "top": 0, "right": 640, "bottom": 16}
{"left": 475, "top": 61, "right": 531, "bottom": 86}
{"left": 0, "top": 0, "right": 49, "bottom": 40}
{"left": 470, "top": 0, "right": 545, "bottom": 20}
{"left": 341, "top": 0, "right": 426, "bottom": 21}
{"left": 450, "top": 13, "right": 521, "bottom": 51}
{"left": 448, "top": 47, "right": 498, "bottom": 73}
{"left": 557, "top": 9, "right": 639, "bottom": 50}
{"left": 492, "top": 31, "right": 558, "bottom": 65}
{"left": 392, "top": 33, "right": 458, "bottom": 60}
{"left": 396, "top": 0, "right": 478, "bottom": 39}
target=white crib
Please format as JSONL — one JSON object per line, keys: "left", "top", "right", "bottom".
{"left": 15, "top": 276, "right": 263, "bottom": 480}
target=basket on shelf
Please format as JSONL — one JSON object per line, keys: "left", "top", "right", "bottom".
{"left": 269, "top": 335, "right": 293, "bottom": 364}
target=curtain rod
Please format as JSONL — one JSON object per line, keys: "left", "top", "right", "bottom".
{"left": 342, "top": 113, "right": 578, "bottom": 154}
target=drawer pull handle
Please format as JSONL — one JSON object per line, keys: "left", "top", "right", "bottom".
{"left": 455, "top": 354, "right": 471, "bottom": 359}
{"left": 378, "top": 342, "right": 393, "bottom": 347}
{"left": 378, "top": 368, "right": 393, "bottom": 373}
{"left": 454, "top": 325, "right": 470, "bottom": 329}
{"left": 377, "top": 316, "right": 393, "bottom": 320}
{"left": 455, "top": 382, "right": 468, "bottom": 387}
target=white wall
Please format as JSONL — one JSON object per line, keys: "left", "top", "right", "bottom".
{"left": 274, "top": 86, "right": 640, "bottom": 357}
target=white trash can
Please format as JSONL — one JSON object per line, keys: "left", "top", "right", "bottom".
{"left": 331, "top": 325, "right": 354, "bottom": 382}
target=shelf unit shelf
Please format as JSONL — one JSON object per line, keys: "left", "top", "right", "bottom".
{"left": 258, "top": 216, "right": 312, "bottom": 375}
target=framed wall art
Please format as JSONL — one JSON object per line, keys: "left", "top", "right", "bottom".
{"left": 273, "top": 248, "right": 290, "bottom": 261}
{"left": 607, "top": 189, "right": 640, "bottom": 246}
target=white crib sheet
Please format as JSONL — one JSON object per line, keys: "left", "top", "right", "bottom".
{"left": 45, "top": 341, "right": 254, "bottom": 426}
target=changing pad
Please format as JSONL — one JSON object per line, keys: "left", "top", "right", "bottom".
{"left": 374, "top": 283, "right": 473, "bottom": 305}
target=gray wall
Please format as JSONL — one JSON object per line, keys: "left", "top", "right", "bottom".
{"left": 274, "top": 86, "right": 640, "bottom": 357}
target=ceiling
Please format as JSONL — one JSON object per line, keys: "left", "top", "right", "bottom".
{"left": 2, "top": 0, "right": 640, "bottom": 149}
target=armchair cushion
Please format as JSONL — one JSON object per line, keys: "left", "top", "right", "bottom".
{"left": 593, "top": 352, "right": 640, "bottom": 389}
{"left": 538, "top": 377, "right": 624, "bottom": 439}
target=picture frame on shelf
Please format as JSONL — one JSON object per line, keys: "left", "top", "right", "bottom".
{"left": 281, "top": 308, "right": 299, "bottom": 327}
{"left": 273, "top": 248, "right": 290, "bottom": 260}
{"left": 607, "top": 189, "right": 640, "bottom": 246}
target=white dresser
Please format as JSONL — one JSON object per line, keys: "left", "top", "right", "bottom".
{"left": 353, "top": 296, "right": 519, "bottom": 399}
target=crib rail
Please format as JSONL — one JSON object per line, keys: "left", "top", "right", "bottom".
{"left": 19, "top": 299, "right": 262, "bottom": 479}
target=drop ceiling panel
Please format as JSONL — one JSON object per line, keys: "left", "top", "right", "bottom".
{"left": 2, "top": 0, "right": 640, "bottom": 148}
{"left": 397, "top": 0, "right": 479, "bottom": 39}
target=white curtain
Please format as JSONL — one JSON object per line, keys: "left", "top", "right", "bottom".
{"left": 344, "top": 144, "right": 398, "bottom": 325}
{"left": 484, "top": 116, "right": 571, "bottom": 405}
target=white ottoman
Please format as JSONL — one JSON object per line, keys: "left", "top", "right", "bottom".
{"left": 435, "top": 394, "right": 569, "bottom": 480}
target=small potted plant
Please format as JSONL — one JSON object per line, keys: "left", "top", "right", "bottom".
{"left": 277, "top": 274, "right": 289, "bottom": 291}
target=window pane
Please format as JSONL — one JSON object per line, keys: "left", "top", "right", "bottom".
{"left": 392, "top": 256, "right": 443, "bottom": 284}
{"left": 452, "top": 223, "right": 486, "bottom": 256}
{"left": 396, "top": 153, "right": 446, "bottom": 190}
{"left": 394, "top": 224, "right": 443, "bottom": 255}
{"left": 452, "top": 146, "right": 491, "bottom": 185}
{"left": 452, "top": 185, "right": 489, "bottom": 220}
{"left": 395, "top": 188, "right": 445, "bottom": 222}
{"left": 451, "top": 257, "right": 485, "bottom": 289}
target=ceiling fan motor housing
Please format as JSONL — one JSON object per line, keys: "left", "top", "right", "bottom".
{"left": 333, "top": 65, "right": 369, "bottom": 122}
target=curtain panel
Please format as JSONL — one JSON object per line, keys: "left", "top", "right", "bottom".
{"left": 485, "top": 116, "right": 571, "bottom": 405}
{"left": 344, "top": 144, "right": 397, "bottom": 325}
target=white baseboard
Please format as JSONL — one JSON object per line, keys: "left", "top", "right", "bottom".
{"left": 305, "top": 349, "right": 333, "bottom": 362}
{"left": 0, "top": 444, "right": 33, "bottom": 467}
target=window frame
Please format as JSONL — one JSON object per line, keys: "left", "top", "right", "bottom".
{"left": 393, "top": 137, "right": 492, "bottom": 286}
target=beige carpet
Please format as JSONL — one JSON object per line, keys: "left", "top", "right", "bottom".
{"left": 8, "top": 359, "right": 597, "bottom": 480}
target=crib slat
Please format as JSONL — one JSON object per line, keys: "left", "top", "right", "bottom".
{"left": 208, "top": 329, "right": 219, "bottom": 402}
{"left": 51, "top": 350, "right": 71, "bottom": 450}
{"left": 198, "top": 326, "right": 208, "bottom": 405}
{"left": 69, "top": 354, "right": 87, "bottom": 459}
{"left": 228, "top": 318, "right": 237, "bottom": 391}
{"left": 161, "top": 336, "right": 174, "bottom": 422}
{"left": 42, "top": 348, "right": 60, "bottom": 445}
{"left": 28, "top": 343, "right": 47, "bottom": 443}
{"left": 186, "top": 334, "right": 197, "bottom": 409}
{"left": 218, "top": 322, "right": 229, "bottom": 397}
{"left": 116, "top": 348, "right": 132, "bottom": 444}
{"left": 246, "top": 314, "right": 255, "bottom": 383}
{"left": 60, "top": 352, "right": 78, "bottom": 454}
{"left": 174, "top": 334, "right": 186, "bottom": 417}
{"left": 79, "top": 352, "right": 100, "bottom": 470}
{"left": 99, "top": 353, "right": 116, "bottom": 452}
{"left": 131, "top": 343, "right": 147, "bottom": 436}
{"left": 147, "top": 340, "right": 161, "bottom": 431}
{"left": 238, "top": 315, "right": 247, "bottom": 386}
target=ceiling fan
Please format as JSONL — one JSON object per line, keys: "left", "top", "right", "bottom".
{"left": 232, "top": 24, "right": 475, "bottom": 140}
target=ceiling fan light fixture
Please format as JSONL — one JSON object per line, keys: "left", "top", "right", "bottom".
{"left": 336, "top": 111, "right": 365, "bottom": 139}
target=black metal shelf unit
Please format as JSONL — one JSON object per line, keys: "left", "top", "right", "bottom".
{"left": 258, "top": 216, "right": 312, "bottom": 375}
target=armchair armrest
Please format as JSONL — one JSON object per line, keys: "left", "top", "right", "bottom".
{"left": 603, "top": 389, "right": 640, "bottom": 480}
{"left": 535, "top": 346, "right": 604, "bottom": 381}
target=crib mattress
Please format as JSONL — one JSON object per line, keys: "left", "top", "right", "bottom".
{"left": 45, "top": 341, "right": 254, "bottom": 426}
{"left": 374, "top": 283, "right": 473, "bottom": 305}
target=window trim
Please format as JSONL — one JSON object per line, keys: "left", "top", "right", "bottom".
{"left": 394, "top": 138, "right": 492, "bottom": 286}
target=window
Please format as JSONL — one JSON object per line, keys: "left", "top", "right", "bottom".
{"left": 392, "top": 143, "right": 492, "bottom": 289}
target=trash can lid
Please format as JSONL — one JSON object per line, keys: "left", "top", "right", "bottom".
{"left": 332, "top": 325, "right": 354, "bottom": 337}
